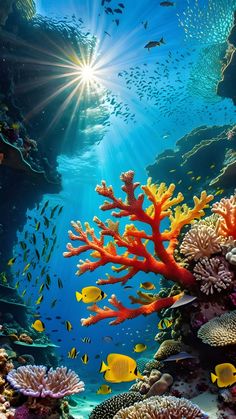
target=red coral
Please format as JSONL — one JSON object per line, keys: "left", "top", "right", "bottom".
{"left": 64, "top": 171, "right": 213, "bottom": 326}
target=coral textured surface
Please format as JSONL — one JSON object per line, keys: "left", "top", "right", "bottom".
{"left": 197, "top": 311, "right": 236, "bottom": 346}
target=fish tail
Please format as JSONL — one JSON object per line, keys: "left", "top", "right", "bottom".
{"left": 160, "top": 37, "right": 165, "bottom": 44}
{"left": 99, "top": 361, "right": 108, "bottom": 373}
{"left": 75, "top": 291, "right": 82, "bottom": 302}
{"left": 140, "top": 283, "right": 143, "bottom": 288}
{"left": 210, "top": 373, "right": 217, "bottom": 384}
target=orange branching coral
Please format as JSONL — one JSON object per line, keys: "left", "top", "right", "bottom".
{"left": 64, "top": 171, "right": 213, "bottom": 326}
{"left": 212, "top": 193, "right": 236, "bottom": 239}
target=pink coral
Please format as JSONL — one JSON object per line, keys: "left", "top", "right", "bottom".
{"left": 193, "top": 256, "right": 234, "bottom": 295}
{"left": 212, "top": 193, "right": 236, "bottom": 239}
{"left": 7, "top": 365, "right": 85, "bottom": 398}
{"left": 180, "top": 224, "right": 222, "bottom": 261}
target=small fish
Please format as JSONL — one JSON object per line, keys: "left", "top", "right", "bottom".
{"left": 20, "top": 241, "right": 27, "bottom": 250}
{"left": 96, "top": 384, "right": 112, "bottom": 395}
{"left": 140, "top": 282, "right": 156, "bottom": 290}
{"left": 51, "top": 299, "right": 57, "bottom": 308}
{"left": 65, "top": 321, "right": 73, "bottom": 331}
{"left": 160, "top": 1, "right": 175, "bottom": 6}
{"left": 215, "top": 189, "right": 224, "bottom": 196}
{"left": 31, "top": 320, "right": 45, "bottom": 332}
{"left": 23, "top": 263, "right": 31, "bottom": 273}
{"left": 36, "top": 295, "right": 44, "bottom": 305}
{"left": 133, "top": 343, "right": 147, "bottom": 353}
{"left": 15, "top": 281, "right": 20, "bottom": 289}
{"left": 75, "top": 286, "right": 107, "bottom": 304}
{"left": 35, "top": 249, "right": 40, "bottom": 261}
{"left": 157, "top": 317, "right": 173, "bottom": 330}
{"left": 39, "top": 283, "right": 45, "bottom": 294}
{"left": 102, "top": 336, "right": 113, "bottom": 343}
{"left": 26, "top": 272, "right": 32, "bottom": 282}
{"left": 196, "top": 176, "right": 201, "bottom": 181}
{"left": 100, "top": 353, "right": 143, "bottom": 383}
{"left": 43, "top": 216, "right": 50, "bottom": 228}
{"left": 35, "top": 222, "right": 40, "bottom": 231}
{"left": 82, "top": 337, "right": 91, "bottom": 344}
{"left": 40, "top": 200, "right": 49, "bottom": 215}
{"left": 7, "top": 257, "right": 16, "bottom": 266}
{"left": 68, "top": 347, "right": 78, "bottom": 359}
{"left": 46, "top": 274, "right": 51, "bottom": 287}
{"left": 169, "top": 169, "right": 176, "bottom": 173}
{"left": 211, "top": 363, "right": 236, "bottom": 388}
{"left": 58, "top": 206, "right": 63, "bottom": 215}
{"left": 210, "top": 164, "right": 215, "bottom": 169}
{"left": 58, "top": 278, "right": 63, "bottom": 289}
{"left": 187, "top": 171, "right": 193, "bottom": 175}
{"left": 81, "top": 353, "right": 89, "bottom": 364}
{"left": 32, "top": 233, "right": 36, "bottom": 245}
{"left": 50, "top": 205, "right": 59, "bottom": 218}
{"left": 21, "top": 289, "right": 27, "bottom": 297}
{"left": 144, "top": 38, "right": 165, "bottom": 51}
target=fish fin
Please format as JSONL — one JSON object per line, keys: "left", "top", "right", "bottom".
{"left": 210, "top": 373, "right": 217, "bottom": 384}
{"left": 99, "top": 361, "right": 108, "bottom": 373}
{"left": 136, "top": 371, "right": 144, "bottom": 380}
{"left": 160, "top": 37, "right": 165, "bottom": 44}
{"left": 140, "top": 283, "right": 143, "bottom": 288}
{"left": 75, "top": 291, "right": 82, "bottom": 302}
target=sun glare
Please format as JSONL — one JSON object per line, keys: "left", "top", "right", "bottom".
{"left": 79, "top": 64, "right": 96, "bottom": 82}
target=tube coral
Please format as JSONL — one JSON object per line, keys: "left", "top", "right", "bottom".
{"left": 193, "top": 256, "right": 234, "bottom": 295}
{"left": 212, "top": 193, "right": 236, "bottom": 239}
{"left": 64, "top": 171, "right": 213, "bottom": 326}
{"left": 7, "top": 365, "right": 85, "bottom": 398}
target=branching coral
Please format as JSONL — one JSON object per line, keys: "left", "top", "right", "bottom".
{"left": 212, "top": 193, "right": 236, "bottom": 239}
{"left": 7, "top": 365, "right": 85, "bottom": 398}
{"left": 193, "top": 256, "right": 234, "bottom": 295}
{"left": 198, "top": 311, "right": 236, "bottom": 346}
{"left": 180, "top": 224, "right": 222, "bottom": 261}
{"left": 64, "top": 171, "right": 213, "bottom": 326}
{"left": 113, "top": 395, "right": 208, "bottom": 419}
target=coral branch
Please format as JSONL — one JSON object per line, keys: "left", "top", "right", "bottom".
{"left": 64, "top": 171, "right": 213, "bottom": 290}
{"left": 81, "top": 293, "right": 183, "bottom": 326}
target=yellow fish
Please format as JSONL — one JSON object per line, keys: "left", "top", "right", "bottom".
{"left": 36, "top": 295, "right": 43, "bottom": 305}
{"left": 169, "top": 169, "right": 176, "bottom": 173}
{"left": 65, "top": 320, "right": 73, "bottom": 332}
{"left": 140, "top": 282, "right": 156, "bottom": 290}
{"left": 81, "top": 353, "right": 89, "bottom": 364}
{"left": 21, "top": 289, "right": 27, "bottom": 297}
{"left": 100, "top": 353, "right": 143, "bottom": 383}
{"left": 211, "top": 363, "right": 236, "bottom": 388}
{"left": 133, "top": 343, "right": 147, "bottom": 353}
{"left": 31, "top": 320, "right": 45, "bottom": 332}
{"left": 215, "top": 189, "right": 224, "bottom": 196}
{"left": 75, "top": 286, "right": 107, "bottom": 304}
{"left": 96, "top": 384, "right": 112, "bottom": 395}
{"left": 188, "top": 186, "right": 192, "bottom": 190}
{"left": 68, "top": 347, "right": 78, "bottom": 359}
{"left": 187, "top": 171, "right": 193, "bottom": 174}
{"left": 23, "top": 263, "right": 31, "bottom": 273}
{"left": 7, "top": 257, "right": 16, "bottom": 266}
{"left": 210, "top": 164, "right": 215, "bottom": 169}
{"left": 158, "top": 317, "right": 173, "bottom": 330}
{"left": 196, "top": 176, "right": 201, "bottom": 181}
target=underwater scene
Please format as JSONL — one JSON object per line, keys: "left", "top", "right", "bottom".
{"left": 0, "top": 0, "right": 236, "bottom": 418}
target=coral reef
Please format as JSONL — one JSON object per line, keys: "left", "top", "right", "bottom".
{"left": 212, "top": 193, "right": 236, "bottom": 239}
{"left": 197, "top": 311, "right": 236, "bottom": 346}
{"left": 180, "top": 223, "right": 222, "bottom": 261}
{"left": 193, "top": 256, "right": 234, "bottom": 295}
{"left": 154, "top": 340, "right": 182, "bottom": 361}
{"left": 130, "top": 369, "right": 173, "bottom": 397}
{"left": 7, "top": 365, "right": 85, "bottom": 398}
{"left": 64, "top": 170, "right": 213, "bottom": 325}
{"left": 89, "top": 392, "right": 143, "bottom": 419}
{"left": 226, "top": 246, "right": 236, "bottom": 265}
{"left": 113, "top": 395, "right": 208, "bottom": 419}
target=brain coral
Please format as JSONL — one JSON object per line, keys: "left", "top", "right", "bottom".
{"left": 198, "top": 311, "right": 236, "bottom": 346}
{"left": 113, "top": 395, "right": 208, "bottom": 419}
{"left": 154, "top": 340, "right": 182, "bottom": 361}
{"left": 89, "top": 392, "right": 143, "bottom": 419}
{"left": 180, "top": 224, "right": 222, "bottom": 261}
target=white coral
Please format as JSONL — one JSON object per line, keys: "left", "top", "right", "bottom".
{"left": 180, "top": 224, "right": 222, "bottom": 261}
{"left": 193, "top": 256, "right": 234, "bottom": 295}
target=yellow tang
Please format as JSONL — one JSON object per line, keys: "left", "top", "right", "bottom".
{"left": 211, "top": 363, "right": 236, "bottom": 388}
{"left": 81, "top": 354, "right": 89, "bottom": 364}
{"left": 133, "top": 343, "right": 147, "bottom": 353}
{"left": 140, "top": 282, "right": 156, "bottom": 290}
{"left": 65, "top": 321, "right": 73, "bottom": 332}
{"left": 31, "top": 320, "right": 45, "bottom": 332}
{"left": 75, "top": 286, "right": 107, "bottom": 304}
{"left": 100, "top": 353, "right": 143, "bottom": 383}
{"left": 158, "top": 317, "right": 173, "bottom": 330}
{"left": 68, "top": 347, "right": 78, "bottom": 359}
{"left": 96, "top": 384, "right": 112, "bottom": 395}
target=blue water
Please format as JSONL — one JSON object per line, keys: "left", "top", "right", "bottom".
{"left": 8, "top": 0, "right": 236, "bottom": 414}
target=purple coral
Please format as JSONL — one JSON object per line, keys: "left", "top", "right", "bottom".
{"left": 193, "top": 256, "right": 234, "bottom": 295}
{"left": 7, "top": 365, "right": 85, "bottom": 398}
